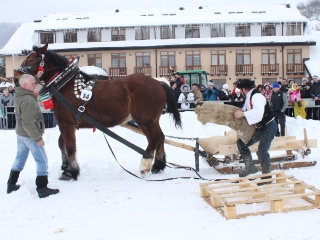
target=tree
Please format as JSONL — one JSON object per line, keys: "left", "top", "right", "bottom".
{"left": 0, "top": 57, "right": 5, "bottom": 78}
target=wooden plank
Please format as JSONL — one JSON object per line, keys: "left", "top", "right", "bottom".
{"left": 271, "top": 199, "right": 283, "bottom": 212}
{"left": 218, "top": 139, "right": 317, "bottom": 155}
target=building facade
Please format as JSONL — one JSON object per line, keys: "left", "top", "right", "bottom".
{"left": 0, "top": 4, "right": 316, "bottom": 88}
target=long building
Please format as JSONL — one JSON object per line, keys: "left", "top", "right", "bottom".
{"left": 0, "top": 4, "right": 318, "bottom": 88}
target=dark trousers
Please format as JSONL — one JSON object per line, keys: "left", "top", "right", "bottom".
{"left": 312, "top": 107, "right": 319, "bottom": 120}
{"left": 273, "top": 111, "right": 286, "bottom": 137}
{"left": 237, "top": 120, "right": 277, "bottom": 173}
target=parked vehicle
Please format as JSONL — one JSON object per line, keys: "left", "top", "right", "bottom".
{"left": 173, "top": 70, "right": 209, "bottom": 87}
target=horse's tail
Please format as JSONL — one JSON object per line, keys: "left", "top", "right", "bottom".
{"left": 161, "top": 83, "right": 182, "bottom": 129}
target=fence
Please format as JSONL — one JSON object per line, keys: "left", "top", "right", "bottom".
{"left": 1, "top": 98, "right": 319, "bottom": 130}
{"left": 0, "top": 106, "right": 57, "bottom": 130}
{"left": 177, "top": 98, "right": 320, "bottom": 120}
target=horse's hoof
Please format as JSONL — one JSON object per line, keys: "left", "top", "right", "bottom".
{"left": 140, "top": 169, "right": 150, "bottom": 175}
{"left": 59, "top": 171, "right": 73, "bottom": 181}
{"left": 151, "top": 167, "right": 162, "bottom": 174}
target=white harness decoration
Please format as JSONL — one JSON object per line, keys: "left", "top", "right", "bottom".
{"left": 74, "top": 74, "right": 95, "bottom": 100}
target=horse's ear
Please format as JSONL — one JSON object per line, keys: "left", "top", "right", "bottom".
{"left": 32, "top": 43, "right": 48, "bottom": 54}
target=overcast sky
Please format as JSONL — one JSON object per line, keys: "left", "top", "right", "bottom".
{"left": 2, "top": 0, "right": 305, "bottom": 23}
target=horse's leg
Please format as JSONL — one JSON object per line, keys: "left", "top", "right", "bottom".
{"left": 138, "top": 122, "right": 165, "bottom": 174}
{"left": 58, "top": 134, "right": 69, "bottom": 170}
{"left": 58, "top": 124, "right": 79, "bottom": 181}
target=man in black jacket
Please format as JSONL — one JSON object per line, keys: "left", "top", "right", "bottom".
{"left": 310, "top": 75, "right": 320, "bottom": 120}
{"left": 270, "top": 82, "right": 288, "bottom": 137}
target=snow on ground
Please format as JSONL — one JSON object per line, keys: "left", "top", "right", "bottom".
{"left": 0, "top": 111, "right": 320, "bottom": 240}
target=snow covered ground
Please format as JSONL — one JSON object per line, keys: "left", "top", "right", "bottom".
{"left": 0, "top": 111, "right": 320, "bottom": 240}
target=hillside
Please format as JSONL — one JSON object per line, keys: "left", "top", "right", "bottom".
{"left": 0, "top": 22, "right": 20, "bottom": 49}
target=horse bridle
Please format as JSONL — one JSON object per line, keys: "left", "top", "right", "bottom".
{"left": 17, "top": 51, "right": 45, "bottom": 74}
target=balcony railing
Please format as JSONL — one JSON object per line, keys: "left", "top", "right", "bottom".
{"left": 109, "top": 67, "right": 127, "bottom": 78}
{"left": 210, "top": 65, "right": 228, "bottom": 76}
{"left": 235, "top": 64, "right": 253, "bottom": 75}
{"left": 159, "top": 66, "right": 176, "bottom": 77}
{"left": 261, "top": 64, "right": 279, "bottom": 75}
{"left": 286, "top": 64, "right": 304, "bottom": 75}
{"left": 134, "top": 66, "right": 152, "bottom": 76}
{"left": 185, "top": 65, "right": 202, "bottom": 70}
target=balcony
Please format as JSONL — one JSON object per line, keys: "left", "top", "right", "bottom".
{"left": 286, "top": 64, "right": 304, "bottom": 75}
{"left": 261, "top": 64, "right": 279, "bottom": 75}
{"left": 210, "top": 65, "right": 228, "bottom": 76}
{"left": 235, "top": 64, "right": 253, "bottom": 75}
{"left": 185, "top": 65, "right": 202, "bottom": 70}
{"left": 109, "top": 67, "right": 127, "bottom": 78}
{"left": 134, "top": 66, "right": 152, "bottom": 76}
{"left": 159, "top": 66, "right": 176, "bottom": 77}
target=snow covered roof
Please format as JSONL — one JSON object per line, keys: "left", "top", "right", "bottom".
{"left": 0, "top": 4, "right": 316, "bottom": 56}
{"left": 36, "top": 5, "right": 308, "bottom": 30}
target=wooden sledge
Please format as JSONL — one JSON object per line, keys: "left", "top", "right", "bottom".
{"left": 202, "top": 128, "right": 317, "bottom": 174}
{"left": 121, "top": 123, "right": 317, "bottom": 174}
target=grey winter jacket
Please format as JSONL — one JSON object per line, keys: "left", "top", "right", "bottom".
{"left": 14, "top": 86, "right": 45, "bottom": 142}
{"left": 0, "top": 93, "right": 14, "bottom": 107}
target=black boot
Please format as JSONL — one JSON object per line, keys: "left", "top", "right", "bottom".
{"left": 257, "top": 164, "right": 272, "bottom": 186}
{"left": 239, "top": 152, "right": 258, "bottom": 177}
{"left": 36, "top": 176, "right": 59, "bottom": 198}
{"left": 7, "top": 170, "right": 21, "bottom": 194}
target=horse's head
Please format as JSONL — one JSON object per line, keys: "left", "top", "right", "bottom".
{"left": 14, "top": 43, "right": 70, "bottom": 87}
{"left": 14, "top": 43, "right": 49, "bottom": 86}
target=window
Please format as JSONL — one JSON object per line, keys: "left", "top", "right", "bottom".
{"left": 136, "top": 52, "right": 150, "bottom": 67}
{"left": 185, "top": 25, "right": 200, "bottom": 38}
{"left": 135, "top": 27, "right": 150, "bottom": 40}
{"left": 160, "top": 51, "right": 175, "bottom": 67}
{"left": 64, "top": 30, "right": 77, "bottom": 43}
{"left": 160, "top": 25, "right": 175, "bottom": 39}
{"left": 111, "top": 53, "right": 126, "bottom": 76}
{"left": 236, "top": 50, "right": 251, "bottom": 65}
{"left": 88, "top": 53, "right": 102, "bottom": 68}
{"left": 111, "top": 53, "right": 126, "bottom": 68}
{"left": 261, "top": 24, "right": 276, "bottom": 36}
{"left": 286, "top": 23, "right": 302, "bottom": 36}
{"left": 211, "top": 50, "right": 226, "bottom": 66}
{"left": 235, "top": 24, "right": 250, "bottom": 37}
{"left": 287, "top": 49, "right": 302, "bottom": 65}
{"left": 186, "top": 50, "right": 201, "bottom": 67}
{"left": 211, "top": 24, "right": 225, "bottom": 38}
{"left": 262, "top": 49, "right": 276, "bottom": 65}
{"left": 87, "top": 29, "right": 101, "bottom": 42}
{"left": 111, "top": 28, "right": 126, "bottom": 41}
{"left": 40, "top": 32, "right": 54, "bottom": 44}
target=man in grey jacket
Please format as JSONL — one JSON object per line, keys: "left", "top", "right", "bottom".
{"left": 7, "top": 74, "right": 59, "bottom": 198}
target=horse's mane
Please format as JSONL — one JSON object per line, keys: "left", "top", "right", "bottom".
{"left": 45, "top": 50, "right": 69, "bottom": 67}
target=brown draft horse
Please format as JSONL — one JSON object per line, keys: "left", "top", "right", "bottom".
{"left": 14, "top": 43, "right": 181, "bottom": 180}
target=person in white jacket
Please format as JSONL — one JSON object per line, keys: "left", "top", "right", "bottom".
{"left": 234, "top": 79, "right": 277, "bottom": 184}
{"left": 178, "top": 84, "right": 194, "bottom": 109}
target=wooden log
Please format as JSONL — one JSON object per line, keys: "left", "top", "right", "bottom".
{"left": 120, "top": 123, "right": 196, "bottom": 152}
